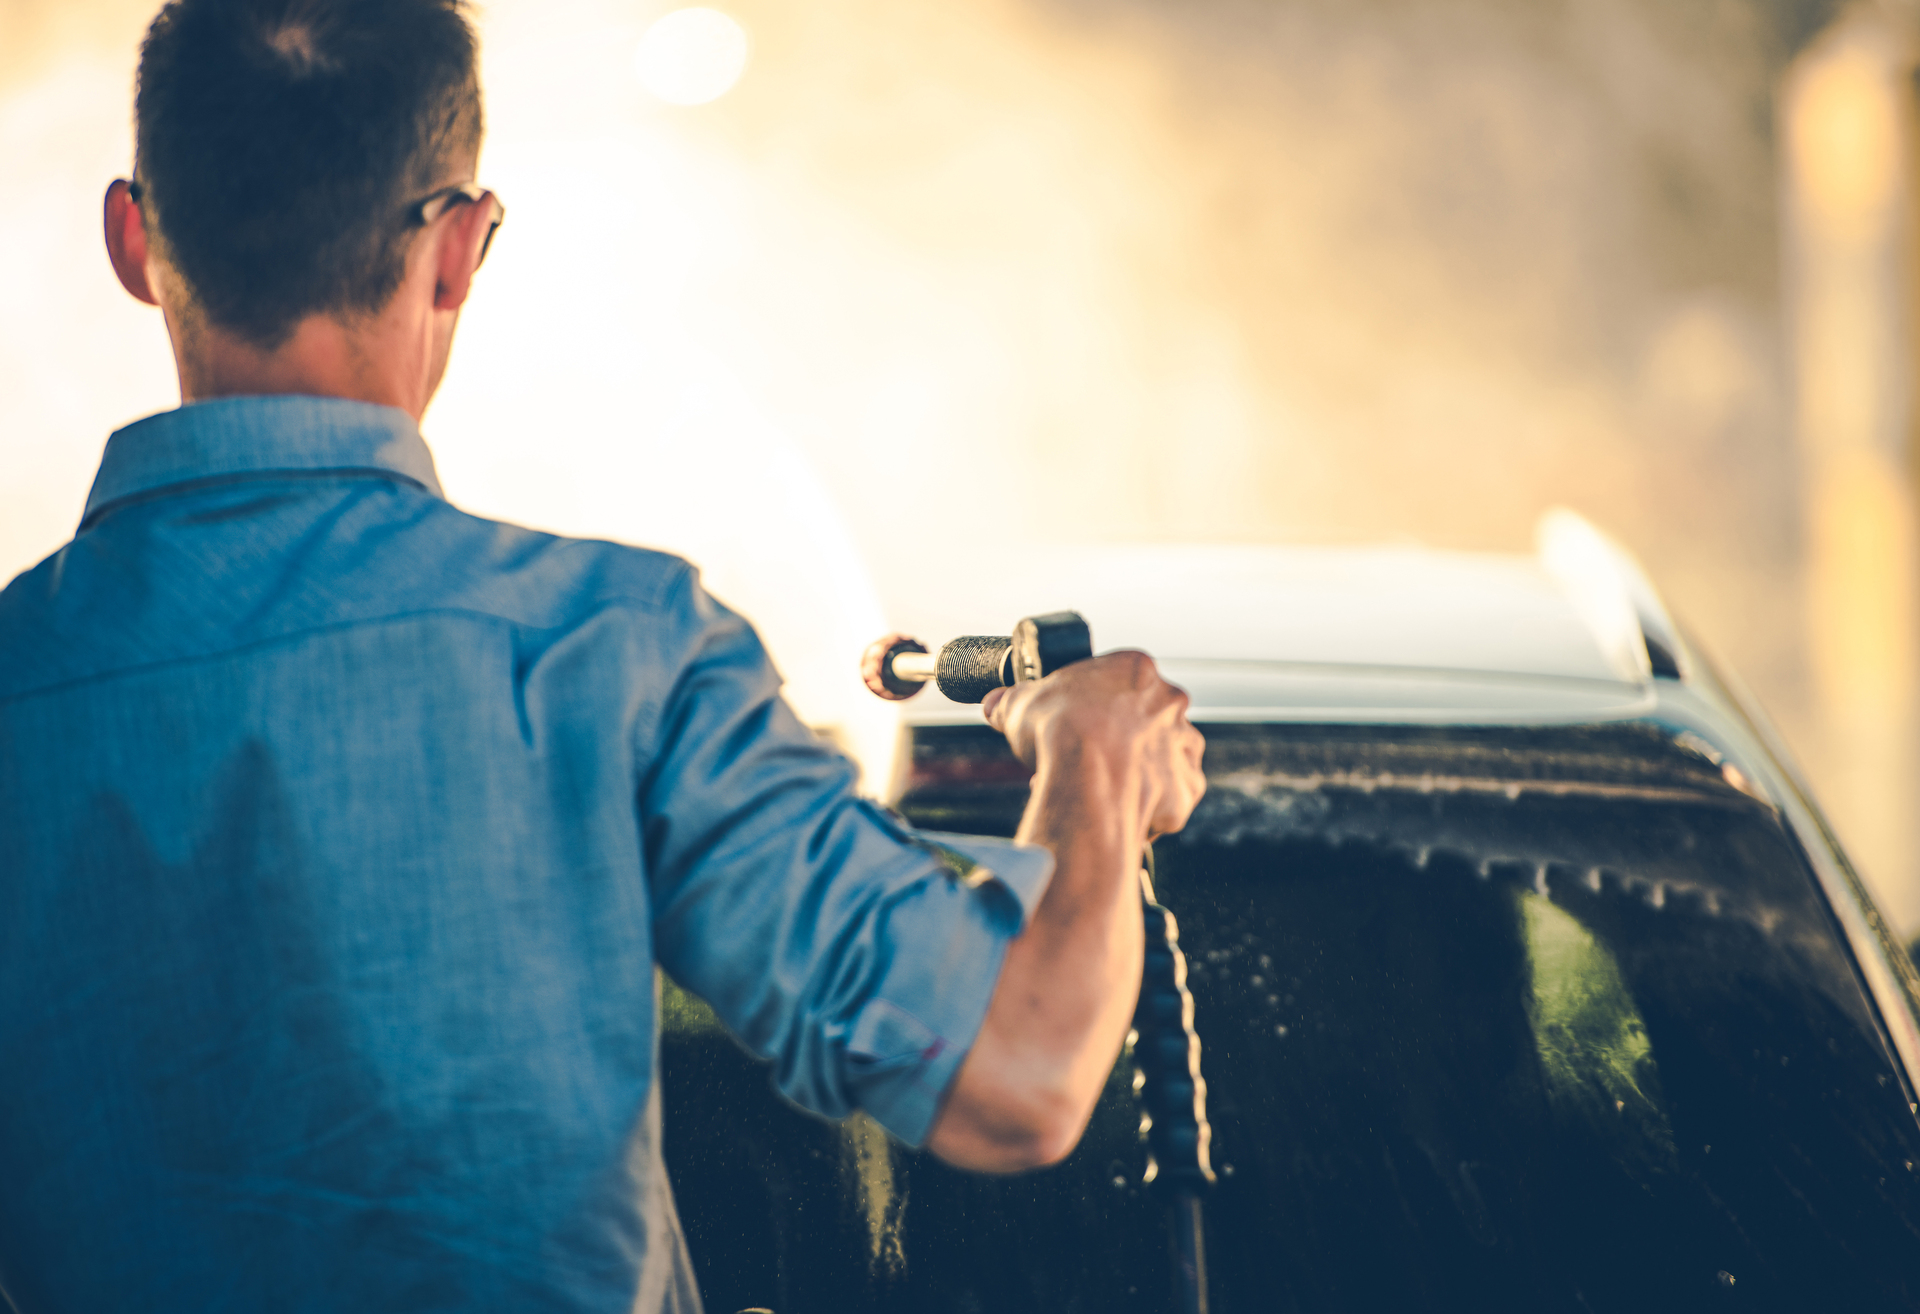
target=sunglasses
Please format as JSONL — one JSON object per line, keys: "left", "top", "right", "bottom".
{"left": 118, "top": 178, "right": 507, "bottom": 266}
{"left": 409, "top": 182, "right": 506, "bottom": 265}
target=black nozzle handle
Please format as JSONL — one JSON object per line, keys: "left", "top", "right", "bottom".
{"left": 935, "top": 611, "right": 1093, "bottom": 703}
{"left": 935, "top": 635, "right": 1014, "bottom": 704}
{"left": 1011, "top": 611, "right": 1093, "bottom": 684}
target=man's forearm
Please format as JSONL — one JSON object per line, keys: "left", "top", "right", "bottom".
{"left": 923, "top": 745, "right": 1146, "bottom": 1172}
{"left": 920, "top": 648, "right": 1204, "bottom": 1172}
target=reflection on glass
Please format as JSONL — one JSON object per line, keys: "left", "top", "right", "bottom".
{"left": 841, "top": 1111, "right": 907, "bottom": 1278}
{"left": 1519, "top": 891, "right": 1675, "bottom": 1167}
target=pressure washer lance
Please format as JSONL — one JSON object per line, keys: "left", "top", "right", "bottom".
{"left": 860, "top": 612, "right": 1217, "bottom": 1314}
{"left": 859, "top": 610, "right": 1095, "bottom": 704}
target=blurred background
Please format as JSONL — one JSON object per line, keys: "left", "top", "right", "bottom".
{"left": 8, "top": 0, "right": 1920, "bottom": 930}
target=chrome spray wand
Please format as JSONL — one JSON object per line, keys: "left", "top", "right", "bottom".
{"left": 862, "top": 613, "right": 1216, "bottom": 1314}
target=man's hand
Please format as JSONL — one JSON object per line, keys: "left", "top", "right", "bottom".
{"left": 924, "top": 651, "right": 1205, "bottom": 1173}
{"left": 983, "top": 649, "right": 1205, "bottom": 843}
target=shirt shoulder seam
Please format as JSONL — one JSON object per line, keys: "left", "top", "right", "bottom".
{"left": 79, "top": 467, "right": 434, "bottom": 531}
{"left": 0, "top": 600, "right": 673, "bottom": 707}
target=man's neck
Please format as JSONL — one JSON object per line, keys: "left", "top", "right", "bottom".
{"left": 173, "top": 305, "right": 435, "bottom": 421}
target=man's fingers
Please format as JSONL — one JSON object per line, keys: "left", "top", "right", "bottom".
{"left": 982, "top": 680, "right": 1045, "bottom": 766}
{"left": 981, "top": 653, "right": 1207, "bottom": 834}
{"left": 1145, "top": 720, "right": 1207, "bottom": 840}
{"left": 1182, "top": 724, "right": 1206, "bottom": 771}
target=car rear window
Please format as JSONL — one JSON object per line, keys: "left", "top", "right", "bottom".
{"left": 660, "top": 722, "right": 1920, "bottom": 1313}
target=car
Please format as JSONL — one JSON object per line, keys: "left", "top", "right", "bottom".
{"left": 655, "top": 512, "right": 1920, "bottom": 1313}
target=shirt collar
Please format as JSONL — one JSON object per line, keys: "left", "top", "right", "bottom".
{"left": 82, "top": 394, "right": 445, "bottom": 528}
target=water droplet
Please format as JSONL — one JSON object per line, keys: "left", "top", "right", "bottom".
{"left": 1267, "top": 994, "right": 1280, "bottom": 1007}
{"left": 1703, "top": 1144, "right": 1711, "bottom": 1154}
{"left": 1717, "top": 1270, "right": 1736, "bottom": 1288}
{"left": 1503, "top": 782, "right": 1522, "bottom": 801}
{"left": 1111, "top": 1175, "right": 1128, "bottom": 1190}
{"left": 1615, "top": 1100, "right": 1625, "bottom": 1113}
{"left": 1250, "top": 975, "right": 1265, "bottom": 988}
{"left": 1221, "top": 1163, "right": 1235, "bottom": 1177}
{"left": 1275, "top": 1025, "right": 1290, "bottom": 1038}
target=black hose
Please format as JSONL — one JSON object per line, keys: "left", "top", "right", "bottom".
{"left": 1170, "top": 1190, "right": 1208, "bottom": 1314}
{"left": 1132, "top": 846, "right": 1215, "bottom": 1313}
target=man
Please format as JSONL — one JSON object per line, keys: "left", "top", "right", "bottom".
{"left": 0, "top": 0, "right": 1204, "bottom": 1309}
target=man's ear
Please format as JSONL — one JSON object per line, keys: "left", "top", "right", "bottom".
{"left": 432, "top": 190, "right": 500, "bottom": 312}
{"left": 104, "top": 180, "right": 160, "bottom": 307}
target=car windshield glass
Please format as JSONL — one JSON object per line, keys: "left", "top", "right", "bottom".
{"left": 661, "top": 722, "right": 1920, "bottom": 1314}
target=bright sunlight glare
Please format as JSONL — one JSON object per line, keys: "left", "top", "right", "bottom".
{"left": 635, "top": 8, "right": 749, "bottom": 106}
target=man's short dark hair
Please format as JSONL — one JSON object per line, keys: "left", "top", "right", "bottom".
{"left": 135, "top": 0, "right": 483, "bottom": 348}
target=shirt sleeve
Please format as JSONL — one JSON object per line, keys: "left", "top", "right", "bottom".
{"left": 638, "top": 569, "right": 1054, "bottom": 1146}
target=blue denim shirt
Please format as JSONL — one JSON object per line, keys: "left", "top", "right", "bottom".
{"left": 0, "top": 396, "right": 1051, "bottom": 1313}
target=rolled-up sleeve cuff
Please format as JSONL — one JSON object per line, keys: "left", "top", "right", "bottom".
{"left": 844, "top": 833, "right": 1054, "bottom": 1146}
{"left": 911, "top": 831, "right": 1055, "bottom": 933}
